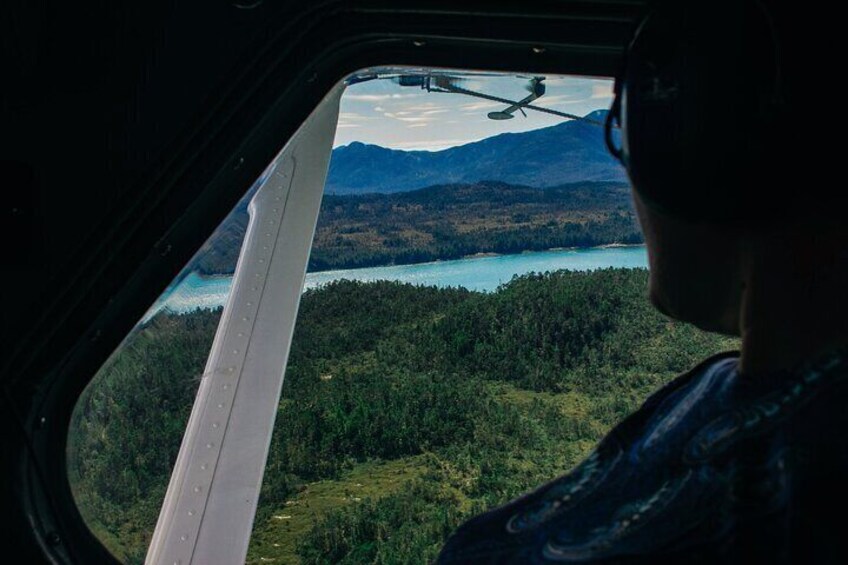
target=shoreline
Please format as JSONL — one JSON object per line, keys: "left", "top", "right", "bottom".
{"left": 187, "top": 243, "right": 648, "bottom": 280}
{"left": 308, "top": 243, "right": 646, "bottom": 277}
{"left": 596, "top": 242, "right": 643, "bottom": 249}
{"left": 461, "top": 251, "right": 500, "bottom": 259}
{"left": 150, "top": 244, "right": 648, "bottom": 319}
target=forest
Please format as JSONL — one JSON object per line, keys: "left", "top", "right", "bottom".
{"left": 68, "top": 269, "right": 737, "bottom": 564}
{"left": 192, "top": 180, "right": 642, "bottom": 275}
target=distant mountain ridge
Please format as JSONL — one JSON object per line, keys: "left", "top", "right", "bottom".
{"left": 325, "top": 109, "right": 625, "bottom": 194}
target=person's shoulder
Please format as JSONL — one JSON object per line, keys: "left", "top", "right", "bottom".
{"left": 609, "top": 350, "right": 740, "bottom": 445}
{"left": 437, "top": 346, "right": 848, "bottom": 564}
{"left": 437, "top": 351, "right": 742, "bottom": 564}
{"left": 640, "top": 350, "right": 740, "bottom": 413}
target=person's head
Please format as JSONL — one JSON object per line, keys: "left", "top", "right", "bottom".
{"left": 607, "top": 0, "right": 846, "bottom": 339}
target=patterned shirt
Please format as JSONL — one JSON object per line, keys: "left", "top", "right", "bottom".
{"left": 437, "top": 347, "right": 848, "bottom": 564}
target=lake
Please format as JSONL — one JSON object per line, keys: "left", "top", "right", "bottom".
{"left": 142, "top": 245, "right": 648, "bottom": 322}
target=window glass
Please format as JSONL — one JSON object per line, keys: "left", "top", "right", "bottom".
{"left": 66, "top": 172, "right": 265, "bottom": 564}
{"left": 67, "top": 69, "right": 738, "bottom": 564}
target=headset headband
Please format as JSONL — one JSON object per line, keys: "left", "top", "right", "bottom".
{"left": 605, "top": 0, "right": 786, "bottom": 225}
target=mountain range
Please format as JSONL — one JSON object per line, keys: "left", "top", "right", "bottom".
{"left": 191, "top": 110, "right": 631, "bottom": 274}
{"left": 324, "top": 109, "right": 625, "bottom": 194}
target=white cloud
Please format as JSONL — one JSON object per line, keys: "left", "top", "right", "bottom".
{"left": 382, "top": 112, "right": 435, "bottom": 123}
{"left": 337, "top": 111, "right": 377, "bottom": 129}
{"left": 338, "top": 112, "right": 372, "bottom": 121}
{"left": 534, "top": 94, "right": 581, "bottom": 107}
{"left": 391, "top": 138, "right": 479, "bottom": 151}
{"left": 404, "top": 103, "right": 449, "bottom": 112}
{"left": 459, "top": 100, "right": 502, "bottom": 111}
{"left": 344, "top": 93, "right": 420, "bottom": 102}
{"left": 461, "top": 80, "right": 487, "bottom": 91}
{"left": 591, "top": 82, "right": 613, "bottom": 100}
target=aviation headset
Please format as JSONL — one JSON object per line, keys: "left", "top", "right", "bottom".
{"left": 604, "top": 0, "right": 788, "bottom": 226}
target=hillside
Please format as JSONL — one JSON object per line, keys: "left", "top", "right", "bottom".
{"left": 325, "top": 110, "right": 625, "bottom": 194}
{"left": 69, "top": 273, "right": 739, "bottom": 564}
{"left": 310, "top": 180, "right": 641, "bottom": 271}
{"left": 192, "top": 180, "right": 641, "bottom": 275}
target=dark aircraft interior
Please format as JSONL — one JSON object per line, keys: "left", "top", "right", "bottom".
{"left": 1, "top": 0, "right": 836, "bottom": 563}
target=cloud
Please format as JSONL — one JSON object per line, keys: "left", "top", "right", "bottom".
{"left": 404, "top": 103, "right": 449, "bottom": 112}
{"left": 382, "top": 112, "right": 436, "bottom": 123}
{"left": 337, "top": 111, "right": 378, "bottom": 129}
{"left": 390, "top": 138, "right": 479, "bottom": 151}
{"left": 461, "top": 80, "right": 487, "bottom": 91}
{"left": 459, "top": 100, "right": 502, "bottom": 111}
{"left": 534, "top": 94, "right": 581, "bottom": 107}
{"left": 344, "top": 93, "right": 420, "bottom": 102}
{"left": 338, "top": 112, "right": 372, "bottom": 121}
{"left": 591, "top": 82, "right": 613, "bottom": 99}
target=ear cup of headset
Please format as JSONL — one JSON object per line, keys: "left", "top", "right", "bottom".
{"left": 609, "top": 1, "right": 784, "bottom": 226}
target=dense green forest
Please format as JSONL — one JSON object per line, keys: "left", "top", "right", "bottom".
{"left": 192, "top": 181, "right": 642, "bottom": 275}
{"left": 68, "top": 270, "right": 736, "bottom": 564}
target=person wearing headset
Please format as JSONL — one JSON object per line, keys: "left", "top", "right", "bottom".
{"left": 438, "top": 1, "right": 847, "bottom": 563}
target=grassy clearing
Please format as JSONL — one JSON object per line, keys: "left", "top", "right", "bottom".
{"left": 489, "top": 381, "right": 595, "bottom": 422}
{"left": 247, "top": 381, "right": 603, "bottom": 564}
{"left": 247, "top": 456, "right": 430, "bottom": 564}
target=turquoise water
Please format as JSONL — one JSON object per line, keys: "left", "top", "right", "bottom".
{"left": 142, "top": 245, "right": 648, "bottom": 322}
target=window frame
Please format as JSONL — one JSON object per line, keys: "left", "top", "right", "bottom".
{"left": 10, "top": 5, "right": 639, "bottom": 563}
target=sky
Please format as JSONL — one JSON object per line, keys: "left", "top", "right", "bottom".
{"left": 333, "top": 71, "right": 614, "bottom": 151}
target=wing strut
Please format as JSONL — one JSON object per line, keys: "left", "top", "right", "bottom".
{"left": 146, "top": 83, "right": 343, "bottom": 565}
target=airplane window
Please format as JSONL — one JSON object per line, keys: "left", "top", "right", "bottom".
{"left": 66, "top": 68, "right": 739, "bottom": 564}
